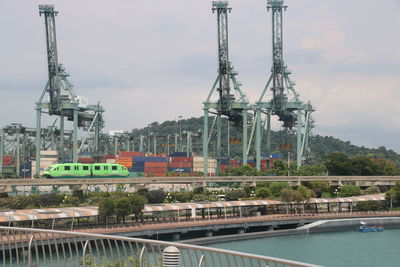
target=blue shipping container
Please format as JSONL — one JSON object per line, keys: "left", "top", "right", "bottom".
{"left": 170, "top": 152, "right": 187, "bottom": 157}
{"left": 132, "top": 161, "right": 145, "bottom": 167}
{"left": 132, "top": 156, "right": 167, "bottom": 162}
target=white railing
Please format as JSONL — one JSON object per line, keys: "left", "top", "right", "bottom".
{"left": 0, "top": 226, "right": 322, "bottom": 267}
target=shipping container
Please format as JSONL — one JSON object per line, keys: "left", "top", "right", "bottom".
{"left": 170, "top": 157, "right": 193, "bottom": 163}
{"left": 168, "top": 161, "right": 192, "bottom": 168}
{"left": 170, "top": 152, "right": 188, "bottom": 157}
{"left": 119, "top": 151, "right": 145, "bottom": 157}
{"left": 144, "top": 162, "right": 168, "bottom": 168}
{"left": 132, "top": 161, "right": 145, "bottom": 167}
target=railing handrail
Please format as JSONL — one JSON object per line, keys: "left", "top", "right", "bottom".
{"left": 0, "top": 226, "right": 321, "bottom": 267}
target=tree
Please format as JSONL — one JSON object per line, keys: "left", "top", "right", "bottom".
{"left": 225, "top": 190, "right": 247, "bottom": 201}
{"left": 255, "top": 187, "right": 271, "bottom": 199}
{"left": 350, "top": 156, "right": 376, "bottom": 175}
{"left": 129, "top": 194, "right": 147, "bottom": 221}
{"left": 365, "top": 186, "right": 380, "bottom": 195}
{"left": 146, "top": 190, "right": 165, "bottom": 204}
{"left": 35, "top": 194, "right": 62, "bottom": 208}
{"left": 115, "top": 197, "right": 132, "bottom": 223}
{"left": 296, "top": 185, "right": 315, "bottom": 201}
{"left": 324, "top": 152, "right": 352, "bottom": 175}
{"left": 338, "top": 185, "right": 361, "bottom": 197}
{"left": 281, "top": 189, "right": 304, "bottom": 204}
{"left": 98, "top": 198, "right": 115, "bottom": 226}
{"left": 174, "top": 192, "right": 193, "bottom": 203}
{"left": 303, "top": 182, "right": 330, "bottom": 198}
{"left": 269, "top": 182, "right": 290, "bottom": 198}
{"left": 356, "top": 201, "right": 382, "bottom": 211}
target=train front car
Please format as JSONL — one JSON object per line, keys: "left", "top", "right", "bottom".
{"left": 43, "top": 163, "right": 91, "bottom": 179}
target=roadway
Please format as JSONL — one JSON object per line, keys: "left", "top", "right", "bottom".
{"left": 0, "top": 175, "right": 400, "bottom": 186}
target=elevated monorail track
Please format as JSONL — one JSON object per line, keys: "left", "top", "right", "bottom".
{"left": 0, "top": 176, "right": 400, "bottom": 187}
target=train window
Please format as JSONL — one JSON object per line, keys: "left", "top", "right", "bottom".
{"left": 94, "top": 166, "right": 100, "bottom": 170}
{"left": 83, "top": 166, "right": 89, "bottom": 170}
{"left": 64, "top": 166, "right": 70, "bottom": 171}
{"left": 104, "top": 166, "right": 108, "bottom": 170}
{"left": 74, "top": 166, "right": 79, "bottom": 170}
{"left": 112, "top": 166, "right": 117, "bottom": 170}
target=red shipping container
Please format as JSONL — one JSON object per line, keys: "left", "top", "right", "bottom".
{"left": 144, "top": 167, "right": 167, "bottom": 172}
{"left": 170, "top": 157, "right": 193, "bottom": 163}
{"left": 144, "top": 162, "right": 168, "bottom": 168}
{"left": 119, "top": 151, "right": 145, "bottom": 157}
{"left": 168, "top": 161, "right": 192, "bottom": 168}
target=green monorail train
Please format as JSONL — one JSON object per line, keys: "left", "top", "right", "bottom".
{"left": 43, "top": 163, "right": 129, "bottom": 178}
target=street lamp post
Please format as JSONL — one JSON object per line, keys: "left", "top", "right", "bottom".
{"left": 287, "top": 152, "right": 291, "bottom": 176}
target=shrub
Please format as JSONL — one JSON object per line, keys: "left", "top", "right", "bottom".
{"left": 255, "top": 188, "right": 271, "bottom": 198}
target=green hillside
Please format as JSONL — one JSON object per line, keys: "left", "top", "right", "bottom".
{"left": 131, "top": 116, "right": 400, "bottom": 165}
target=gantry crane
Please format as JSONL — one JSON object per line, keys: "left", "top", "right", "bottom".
{"left": 203, "top": 1, "right": 250, "bottom": 175}
{"left": 252, "top": 0, "right": 314, "bottom": 170}
{"left": 35, "top": 5, "right": 105, "bottom": 175}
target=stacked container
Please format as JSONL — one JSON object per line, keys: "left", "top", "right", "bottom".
{"left": 193, "top": 156, "right": 217, "bottom": 175}
{"left": 2, "top": 155, "right": 13, "bottom": 166}
{"left": 115, "top": 156, "right": 133, "bottom": 168}
{"left": 78, "top": 157, "right": 95, "bottom": 164}
{"left": 119, "top": 151, "right": 145, "bottom": 157}
{"left": 32, "top": 150, "right": 58, "bottom": 177}
{"left": 168, "top": 156, "right": 193, "bottom": 174}
{"left": 143, "top": 157, "right": 168, "bottom": 177}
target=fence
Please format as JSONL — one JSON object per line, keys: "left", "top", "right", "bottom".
{"left": 0, "top": 226, "right": 321, "bottom": 267}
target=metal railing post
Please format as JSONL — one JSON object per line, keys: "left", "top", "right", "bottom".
{"left": 27, "top": 235, "right": 34, "bottom": 267}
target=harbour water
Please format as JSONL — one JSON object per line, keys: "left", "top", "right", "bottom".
{"left": 210, "top": 229, "right": 400, "bottom": 267}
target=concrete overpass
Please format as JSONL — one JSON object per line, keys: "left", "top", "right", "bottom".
{"left": 0, "top": 175, "right": 399, "bottom": 188}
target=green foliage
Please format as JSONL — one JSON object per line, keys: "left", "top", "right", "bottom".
{"left": 35, "top": 194, "right": 62, "bottom": 207}
{"left": 386, "top": 182, "right": 400, "bottom": 207}
{"left": 338, "top": 185, "right": 362, "bottom": 197}
{"left": 281, "top": 188, "right": 304, "bottom": 203}
{"left": 62, "top": 195, "right": 80, "bottom": 206}
{"left": 98, "top": 198, "right": 115, "bottom": 219}
{"left": 303, "top": 182, "right": 330, "bottom": 198}
{"left": 193, "top": 187, "right": 204, "bottom": 194}
{"left": 72, "top": 190, "right": 85, "bottom": 202}
{"left": 173, "top": 192, "right": 193, "bottom": 203}
{"left": 356, "top": 201, "right": 383, "bottom": 211}
{"left": 296, "top": 185, "right": 315, "bottom": 201}
{"left": 269, "top": 182, "right": 290, "bottom": 198}
{"left": 223, "top": 165, "right": 259, "bottom": 176}
{"left": 225, "top": 189, "right": 247, "bottom": 201}
{"left": 324, "top": 153, "right": 400, "bottom": 176}
{"left": 255, "top": 187, "right": 271, "bottom": 198}
{"left": 365, "top": 186, "right": 380, "bottom": 195}
{"left": 324, "top": 152, "right": 353, "bottom": 175}
{"left": 129, "top": 193, "right": 147, "bottom": 218}
{"left": 146, "top": 190, "right": 165, "bottom": 204}
{"left": 8, "top": 196, "right": 32, "bottom": 209}
{"left": 192, "top": 194, "right": 209, "bottom": 202}
{"left": 294, "top": 164, "right": 327, "bottom": 176}
{"left": 114, "top": 197, "right": 132, "bottom": 222}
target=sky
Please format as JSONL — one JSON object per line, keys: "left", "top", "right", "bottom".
{"left": 0, "top": 0, "right": 399, "bottom": 152}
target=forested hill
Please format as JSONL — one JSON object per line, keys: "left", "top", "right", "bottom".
{"left": 131, "top": 116, "right": 400, "bottom": 165}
